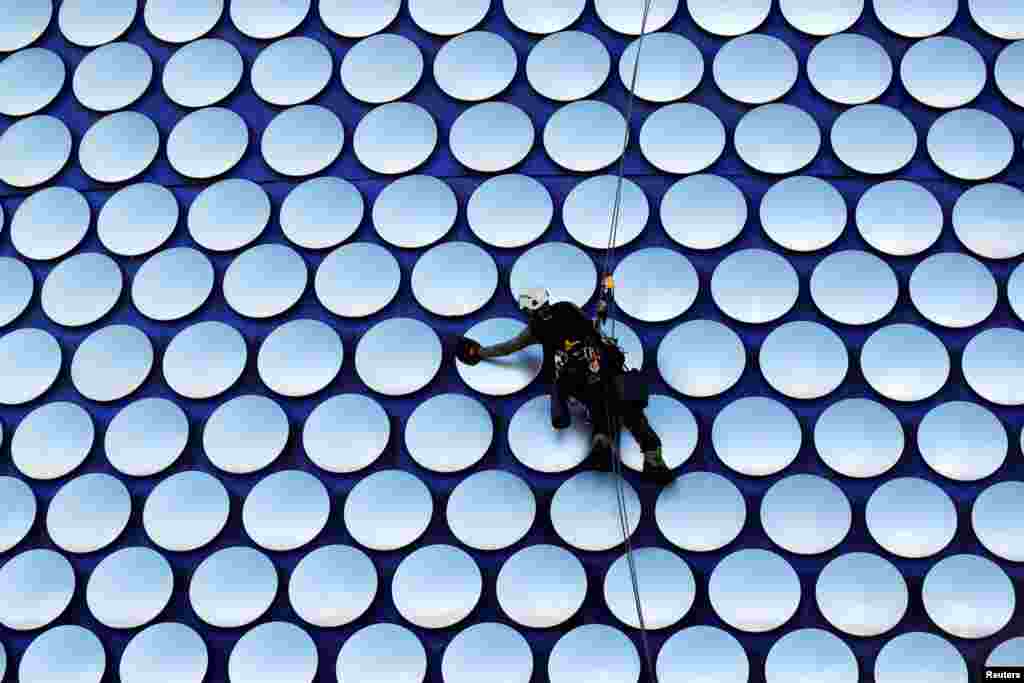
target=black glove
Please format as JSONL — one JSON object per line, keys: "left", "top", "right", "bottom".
{"left": 596, "top": 299, "right": 609, "bottom": 324}
{"left": 552, "top": 413, "right": 571, "bottom": 430}
{"left": 455, "top": 336, "right": 482, "bottom": 365}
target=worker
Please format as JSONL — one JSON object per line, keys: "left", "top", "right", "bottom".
{"left": 456, "top": 287, "right": 673, "bottom": 483}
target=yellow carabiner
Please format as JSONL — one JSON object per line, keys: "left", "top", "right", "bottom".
{"left": 603, "top": 275, "right": 615, "bottom": 291}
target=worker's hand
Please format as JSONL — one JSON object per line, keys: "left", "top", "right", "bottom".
{"left": 551, "top": 413, "right": 571, "bottom": 430}
{"left": 455, "top": 336, "right": 482, "bottom": 365}
{"left": 596, "top": 299, "right": 608, "bottom": 323}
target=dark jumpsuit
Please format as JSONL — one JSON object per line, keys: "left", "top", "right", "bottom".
{"left": 479, "top": 301, "right": 661, "bottom": 456}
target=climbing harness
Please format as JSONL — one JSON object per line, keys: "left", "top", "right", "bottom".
{"left": 595, "top": 0, "right": 658, "bottom": 681}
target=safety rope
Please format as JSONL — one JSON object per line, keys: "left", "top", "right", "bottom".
{"left": 597, "top": 1, "right": 657, "bottom": 681}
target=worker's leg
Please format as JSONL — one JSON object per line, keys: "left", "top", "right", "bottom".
{"left": 581, "top": 387, "right": 618, "bottom": 471}
{"left": 622, "top": 406, "right": 673, "bottom": 482}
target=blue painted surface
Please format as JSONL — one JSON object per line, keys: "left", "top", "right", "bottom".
{"left": 0, "top": 1, "right": 1022, "bottom": 681}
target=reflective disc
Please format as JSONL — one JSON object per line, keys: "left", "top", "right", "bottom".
{"left": 734, "top": 103, "right": 820, "bottom": 173}
{"left": 661, "top": 174, "right": 746, "bottom": 250}
{"left": 340, "top": 34, "right": 423, "bottom": 104}
{"left": 780, "top": 0, "right": 862, "bottom": 35}
{"left": 189, "top": 547, "right": 277, "bottom": 628}
{"left": 353, "top": 102, "right": 437, "bottom": 175}
{"left": 995, "top": 41, "right": 1024, "bottom": 108}
{"left": 902, "top": 37, "right": 986, "bottom": 109}
{"left": 510, "top": 241, "right": 597, "bottom": 307}
{"left": 0, "top": 328, "right": 61, "bottom": 405}
{"left": 262, "top": 104, "right": 344, "bottom": 177}
{"left": 144, "top": 0, "right": 223, "bottom": 42}
{"left": 832, "top": 104, "right": 917, "bottom": 174}
{"left": 712, "top": 396, "right": 801, "bottom": 476}
{"left": 229, "top": 0, "right": 310, "bottom": 39}
{"left": 163, "top": 321, "right": 247, "bottom": 400}
{"left": 526, "top": 31, "right": 610, "bottom": 102}
{"left": 446, "top": 470, "right": 536, "bottom": 550}
{"left": 989, "top": 638, "right": 1024, "bottom": 668}
{"left": 860, "top": 324, "right": 949, "bottom": 402}
{"left": 760, "top": 176, "right": 846, "bottom": 251}
{"left": 163, "top": 39, "right": 243, "bottom": 108}
{"left": 548, "top": 625, "right": 640, "bottom": 683}
{"left": 714, "top": 34, "right": 798, "bottom": 104}
{"left": 289, "top": 545, "right": 377, "bottom": 627}
{"left": 392, "top": 545, "right": 481, "bottom": 629}
{"left": 408, "top": 0, "right": 489, "bottom": 35}
{"left": 711, "top": 248, "right": 799, "bottom": 323}
{"left": 0, "top": 549, "right": 74, "bottom": 630}
{"left": 467, "top": 174, "right": 553, "bottom": 248}
{"left": 918, "top": 401, "right": 1006, "bottom": 481}
{"left": 765, "top": 629, "right": 858, "bottom": 683}
{"left": 962, "top": 327, "right": 1024, "bottom": 406}
{"left": 120, "top": 623, "right": 207, "bottom": 683}
{"left": 563, "top": 175, "right": 647, "bottom": 248}
{"left": 406, "top": 393, "right": 493, "bottom": 472}
{"left": 811, "top": 250, "right": 898, "bottom": 325}
{"left": 47, "top": 473, "right": 130, "bottom": 553}
{"left": 0, "top": 257, "right": 32, "bottom": 327}
{"left": 19, "top": 626, "right": 104, "bottom": 683}
{"left": 79, "top": 111, "right": 159, "bottom": 183}
{"left": 604, "top": 548, "right": 694, "bottom": 628}
{"left": 72, "top": 42, "right": 151, "bottom": 112}
{"left": 321, "top": 0, "right": 400, "bottom": 37}
{"left": 503, "top": 0, "right": 585, "bottom": 33}
{"left": 973, "top": 481, "right": 1024, "bottom": 562}
{"left": 355, "top": 318, "right": 441, "bottom": 396}
{"left": 0, "top": 476, "right": 35, "bottom": 552}
{"left": 688, "top": 0, "right": 769, "bottom": 35}
{"left": 927, "top": 108, "right": 1013, "bottom": 180}
{"left": 303, "top": 394, "right": 389, "bottom": 473}
{"left": 759, "top": 321, "right": 849, "bottom": 400}
{"left": 612, "top": 247, "right": 698, "bottom": 321}
{"left": 143, "top": 471, "right": 229, "bottom": 552}
{"left": 98, "top": 183, "right": 178, "bottom": 257}
{"left": 620, "top": 395, "right": 697, "bottom": 472}
{"left": 433, "top": 31, "right": 518, "bottom": 101}
{"left": 0, "top": 0, "right": 52, "bottom": 52}
{"left": 551, "top": 471, "right": 640, "bottom": 551}
{"left": 910, "top": 252, "right": 996, "bottom": 328}
{"left": 709, "top": 549, "right": 800, "bottom": 632}
{"left": 497, "top": 545, "right": 587, "bottom": 628}
{"left": 866, "top": 477, "right": 956, "bottom": 558}
{"left": 0, "top": 115, "right": 71, "bottom": 188}
{"left": 875, "top": 632, "right": 967, "bottom": 683}
{"left": 814, "top": 398, "right": 904, "bottom": 478}
{"left": 187, "top": 178, "right": 269, "bottom": 251}
{"left": 252, "top": 36, "right": 331, "bottom": 106}
{"left": 639, "top": 103, "right": 725, "bottom": 173}
{"left": 875, "top": 0, "right": 955, "bottom": 37}
{"left": 131, "top": 247, "right": 214, "bottom": 321}
{"left": 952, "top": 183, "right": 1024, "bottom": 260}
{"left": 544, "top": 100, "right": 626, "bottom": 171}
{"left": 167, "top": 107, "right": 248, "bottom": 179}
{"left": 12, "top": 402, "right": 92, "bottom": 480}
{"left": 657, "top": 627, "right": 749, "bottom": 683}
{"left": 58, "top": 0, "right": 135, "bottom": 46}
{"left": 857, "top": 180, "right": 942, "bottom": 256}
{"left": 969, "top": 0, "right": 1024, "bottom": 40}
{"left": 443, "top": 622, "right": 533, "bottom": 683}
{"left": 106, "top": 398, "right": 187, "bottom": 477}
{"left": 72, "top": 325, "right": 154, "bottom": 402}
{"left": 373, "top": 174, "right": 456, "bottom": 248}
{"left": 229, "top": 622, "right": 317, "bottom": 683}
{"left": 816, "top": 552, "right": 907, "bottom": 636}
{"left": 336, "top": 624, "right": 426, "bottom": 683}
{"left": 450, "top": 101, "right": 534, "bottom": 172}
{"left": 0, "top": 47, "right": 65, "bottom": 116}
{"left": 761, "top": 474, "right": 851, "bottom": 554}
{"left": 655, "top": 471, "right": 746, "bottom": 552}
{"left": 243, "top": 470, "right": 329, "bottom": 551}
{"left": 344, "top": 470, "right": 432, "bottom": 551}
{"left": 203, "top": 395, "right": 289, "bottom": 474}
{"left": 41, "top": 252, "right": 122, "bottom": 327}
{"left": 315, "top": 242, "right": 400, "bottom": 317}
{"left": 412, "top": 241, "right": 497, "bottom": 316}
{"left": 223, "top": 243, "right": 308, "bottom": 318}
{"left": 1012, "top": 263, "right": 1024, "bottom": 321}
{"left": 657, "top": 319, "right": 745, "bottom": 397}
{"left": 595, "top": 0, "right": 677, "bottom": 34}
{"left": 508, "top": 395, "right": 591, "bottom": 472}
{"left": 280, "top": 176, "right": 362, "bottom": 249}
{"left": 923, "top": 555, "right": 1015, "bottom": 639}
{"left": 619, "top": 32, "right": 703, "bottom": 102}
{"left": 86, "top": 547, "right": 172, "bottom": 629}
{"left": 807, "top": 33, "right": 891, "bottom": 104}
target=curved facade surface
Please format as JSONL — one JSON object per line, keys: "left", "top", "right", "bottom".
{"left": 1, "top": 1, "right": 1023, "bottom": 681}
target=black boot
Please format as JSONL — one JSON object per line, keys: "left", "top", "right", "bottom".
{"left": 590, "top": 434, "right": 614, "bottom": 472}
{"left": 643, "top": 446, "right": 674, "bottom": 484}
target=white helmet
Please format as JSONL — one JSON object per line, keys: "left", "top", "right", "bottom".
{"left": 517, "top": 287, "right": 550, "bottom": 312}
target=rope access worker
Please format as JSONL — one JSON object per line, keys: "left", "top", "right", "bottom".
{"left": 456, "top": 286, "right": 673, "bottom": 483}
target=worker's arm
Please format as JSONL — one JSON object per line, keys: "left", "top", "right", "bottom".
{"left": 550, "top": 378, "right": 571, "bottom": 429}
{"left": 478, "top": 327, "right": 538, "bottom": 359}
